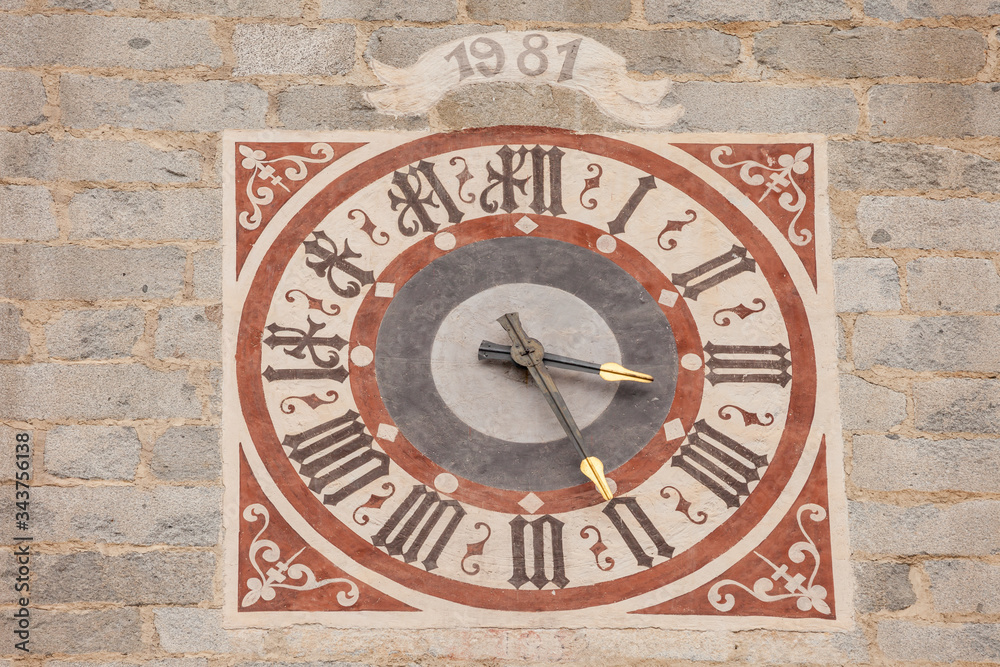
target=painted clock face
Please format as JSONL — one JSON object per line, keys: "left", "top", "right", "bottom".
{"left": 226, "top": 128, "right": 846, "bottom": 628}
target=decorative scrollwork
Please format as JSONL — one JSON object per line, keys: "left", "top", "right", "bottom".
{"left": 713, "top": 298, "right": 766, "bottom": 326}
{"left": 710, "top": 145, "right": 812, "bottom": 246}
{"left": 450, "top": 156, "right": 476, "bottom": 204}
{"left": 657, "top": 209, "right": 697, "bottom": 250}
{"left": 238, "top": 143, "right": 336, "bottom": 230}
{"left": 352, "top": 482, "right": 396, "bottom": 526}
{"left": 708, "top": 503, "right": 830, "bottom": 614}
{"left": 659, "top": 486, "right": 707, "bottom": 524}
{"left": 461, "top": 522, "right": 492, "bottom": 575}
{"left": 349, "top": 208, "right": 389, "bottom": 246}
{"left": 718, "top": 404, "right": 775, "bottom": 427}
{"left": 241, "top": 503, "right": 358, "bottom": 608}
{"left": 284, "top": 289, "right": 340, "bottom": 316}
{"left": 579, "top": 163, "right": 602, "bottom": 210}
{"left": 580, "top": 525, "right": 615, "bottom": 571}
{"left": 280, "top": 390, "right": 339, "bottom": 414}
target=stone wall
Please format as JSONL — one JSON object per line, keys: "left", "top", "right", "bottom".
{"left": 1, "top": 0, "right": 999, "bottom": 663}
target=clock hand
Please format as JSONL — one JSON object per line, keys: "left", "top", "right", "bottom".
{"left": 495, "top": 312, "right": 614, "bottom": 501}
{"left": 479, "top": 341, "right": 653, "bottom": 383}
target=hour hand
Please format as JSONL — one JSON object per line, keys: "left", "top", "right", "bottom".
{"left": 479, "top": 341, "right": 653, "bottom": 383}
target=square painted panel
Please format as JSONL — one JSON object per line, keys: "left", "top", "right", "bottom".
{"left": 222, "top": 128, "right": 851, "bottom": 629}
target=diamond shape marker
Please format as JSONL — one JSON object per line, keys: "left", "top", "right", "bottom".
{"left": 517, "top": 492, "right": 544, "bottom": 513}
{"left": 515, "top": 216, "right": 538, "bottom": 234}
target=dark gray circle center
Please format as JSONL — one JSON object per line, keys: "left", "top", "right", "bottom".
{"left": 375, "top": 236, "right": 678, "bottom": 492}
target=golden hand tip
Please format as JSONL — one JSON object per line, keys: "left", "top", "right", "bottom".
{"left": 599, "top": 362, "right": 654, "bottom": 383}
{"left": 580, "top": 456, "right": 614, "bottom": 501}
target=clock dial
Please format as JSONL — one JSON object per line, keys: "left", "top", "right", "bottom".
{"left": 227, "top": 128, "right": 843, "bottom": 627}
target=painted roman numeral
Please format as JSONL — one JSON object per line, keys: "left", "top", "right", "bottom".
{"left": 508, "top": 514, "right": 569, "bottom": 589}
{"left": 388, "top": 160, "right": 465, "bottom": 236}
{"left": 603, "top": 496, "right": 674, "bottom": 568}
{"left": 282, "top": 410, "right": 389, "bottom": 506}
{"left": 371, "top": 484, "right": 466, "bottom": 572}
{"left": 671, "top": 245, "right": 756, "bottom": 301}
{"left": 671, "top": 419, "right": 769, "bottom": 509}
{"left": 606, "top": 175, "right": 656, "bottom": 235}
{"left": 480, "top": 145, "right": 566, "bottom": 216}
{"left": 704, "top": 341, "right": 792, "bottom": 386}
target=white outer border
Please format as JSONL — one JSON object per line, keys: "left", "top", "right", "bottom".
{"left": 221, "top": 130, "right": 851, "bottom": 631}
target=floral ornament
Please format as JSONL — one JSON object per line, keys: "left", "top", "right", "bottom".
{"left": 241, "top": 503, "right": 359, "bottom": 608}
{"left": 707, "top": 503, "right": 830, "bottom": 614}
{"left": 238, "top": 143, "right": 336, "bottom": 230}
{"left": 710, "top": 146, "right": 812, "bottom": 247}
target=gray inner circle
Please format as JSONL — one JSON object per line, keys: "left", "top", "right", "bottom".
{"left": 375, "top": 236, "right": 678, "bottom": 492}
{"left": 431, "top": 283, "right": 621, "bottom": 443}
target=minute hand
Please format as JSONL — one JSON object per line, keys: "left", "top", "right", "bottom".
{"left": 496, "top": 313, "right": 614, "bottom": 501}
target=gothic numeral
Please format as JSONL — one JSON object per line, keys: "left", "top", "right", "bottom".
{"left": 671, "top": 245, "right": 756, "bottom": 301}
{"left": 704, "top": 341, "right": 792, "bottom": 387}
{"left": 263, "top": 316, "right": 347, "bottom": 369}
{"left": 606, "top": 175, "right": 656, "bottom": 235}
{"left": 388, "top": 160, "right": 465, "bottom": 236}
{"left": 671, "top": 419, "right": 769, "bottom": 509}
{"left": 282, "top": 410, "right": 389, "bottom": 506}
{"left": 303, "top": 231, "right": 375, "bottom": 298}
{"left": 603, "top": 496, "right": 674, "bottom": 568}
{"left": 508, "top": 514, "right": 569, "bottom": 589}
{"left": 262, "top": 365, "right": 348, "bottom": 383}
{"left": 480, "top": 145, "right": 565, "bottom": 216}
{"left": 371, "top": 484, "right": 466, "bottom": 572}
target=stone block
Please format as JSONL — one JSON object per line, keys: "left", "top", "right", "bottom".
{"left": 152, "top": 426, "right": 220, "bottom": 481}
{"left": 154, "top": 0, "right": 300, "bottom": 15}
{"left": 737, "top": 630, "right": 869, "bottom": 664}
{"left": 193, "top": 248, "right": 222, "bottom": 300}
{"left": 853, "top": 315, "right": 1000, "bottom": 372}
{"left": 34, "top": 551, "right": 214, "bottom": 604}
{"left": 321, "top": 0, "right": 455, "bottom": 21}
{"left": 0, "top": 15, "right": 221, "bottom": 69}
{"left": 48, "top": 0, "right": 140, "bottom": 9}
{"left": 28, "top": 485, "right": 221, "bottom": 546}
{"left": 839, "top": 375, "right": 906, "bottom": 430}
{"left": 907, "top": 257, "right": 1000, "bottom": 312}
{"left": 578, "top": 29, "right": 739, "bottom": 75}
{"left": 62, "top": 75, "right": 267, "bottom": 132}
{"left": 829, "top": 141, "right": 1000, "bottom": 193}
{"left": 914, "top": 379, "right": 1000, "bottom": 433}
{"left": 435, "top": 81, "right": 629, "bottom": 132}
{"left": 0, "top": 245, "right": 185, "bottom": 300}
{"left": 232, "top": 24, "right": 354, "bottom": 76}
{"left": 1, "top": 131, "right": 202, "bottom": 184}
{"left": 926, "top": 560, "right": 1000, "bottom": 614}
{"left": 850, "top": 500, "right": 1000, "bottom": 555}
{"left": 853, "top": 561, "right": 915, "bottom": 613}
{"left": 0, "top": 0, "right": 24, "bottom": 7}
{"left": 45, "top": 308, "right": 145, "bottom": 360}
{"left": 365, "top": 26, "right": 503, "bottom": 69}
{"left": 668, "top": 82, "right": 858, "bottom": 134}
{"left": 877, "top": 620, "right": 1000, "bottom": 662}
{"left": 69, "top": 189, "right": 221, "bottom": 240}
{"left": 646, "top": 0, "right": 851, "bottom": 22}
{"left": 870, "top": 84, "right": 1000, "bottom": 138}
{"left": 0, "top": 71, "right": 46, "bottom": 127}
{"left": 44, "top": 425, "right": 141, "bottom": 480}
{"left": 755, "top": 26, "right": 985, "bottom": 79}
{"left": 0, "top": 185, "right": 58, "bottom": 240}
{"left": 833, "top": 258, "right": 900, "bottom": 312}
{"left": 852, "top": 435, "right": 1000, "bottom": 493}
{"left": 155, "top": 306, "right": 222, "bottom": 360}
{"left": 0, "top": 608, "right": 142, "bottom": 655}
{"left": 278, "top": 85, "right": 427, "bottom": 131}
{"left": 865, "top": 0, "right": 1000, "bottom": 19}
{"left": 467, "top": 0, "right": 629, "bottom": 22}
{"left": 154, "top": 608, "right": 267, "bottom": 654}
{"left": 858, "top": 196, "right": 1000, "bottom": 251}
{"left": 0, "top": 304, "right": 30, "bottom": 360}
{"left": 0, "top": 363, "right": 202, "bottom": 420}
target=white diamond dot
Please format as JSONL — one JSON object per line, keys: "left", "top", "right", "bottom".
{"left": 518, "top": 492, "right": 544, "bottom": 513}
{"left": 681, "top": 353, "right": 703, "bottom": 371}
{"left": 374, "top": 282, "right": 395, "bottom": 298}
{"left": 376, "top": 423, "right": 398, "bottom": 442}
{"left": 515, "top": 216, "right": 538, "bottom": 234}
{"left": 434, "top": 473, "right": 459, "bottom": 494}
{"left": 658, "top": 289, "right": 678, "bottom": 308}
{"left": 596, "top": 234, "right": 617, "bottom": 254}
{"left": 663, "top": 418, "right": 686, "bottom": 442}
{"left": 434, "top": 232, "right": 457, "bottom": 251}
{"left": 350, "top": 345, "right": 374, "bottom": 367}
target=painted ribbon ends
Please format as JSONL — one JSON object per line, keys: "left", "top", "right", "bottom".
{"left": 365, "top": 32, "right": 684, "bottom": 130}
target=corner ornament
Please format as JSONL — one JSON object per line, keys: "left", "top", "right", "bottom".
{"left": 707, "top": 503, "right": 831, "bottom": 615}
{"left": 241, "top": 503, "right": 359, "bottom": 608}
{"left": 366, "top": 32, "right": 683, "bottom": 130}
